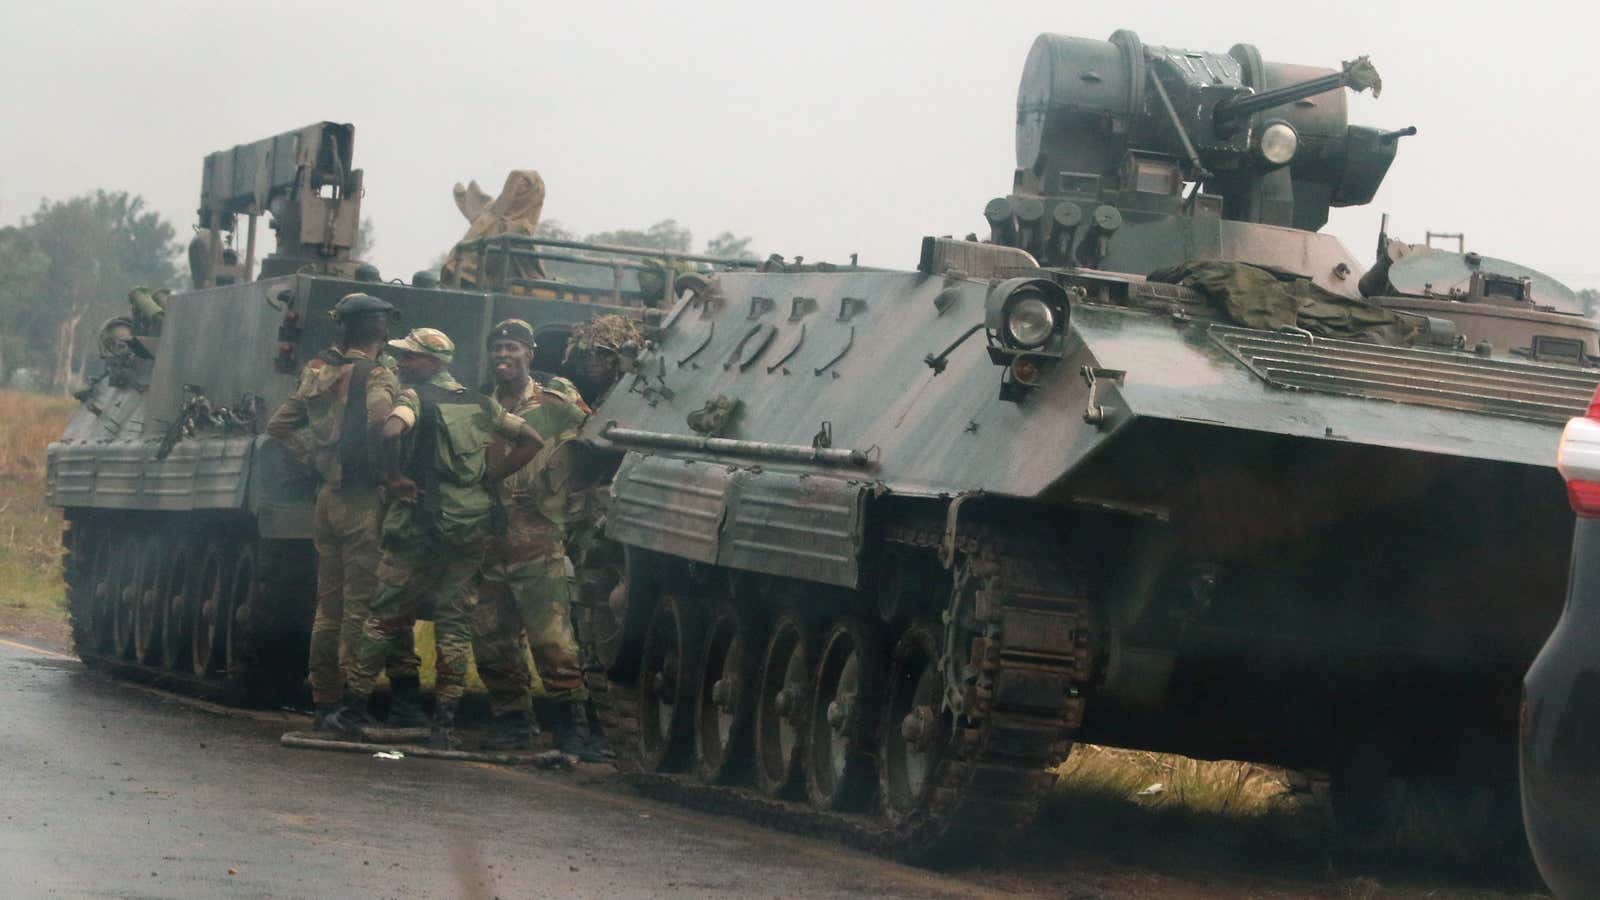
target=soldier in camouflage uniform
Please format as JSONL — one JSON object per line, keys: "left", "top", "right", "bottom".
{"left": 264, "top": 293, "right": 428, "bottom": 730}
{"left": 471, "top": 319, "right": 601, "bottom": 760}
{"left": 327, "top": 327, "right": 544, "bottom": 748}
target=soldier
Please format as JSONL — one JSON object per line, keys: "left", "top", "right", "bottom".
{"left": 265, "top": 293, "right": 428, "bottom": 730}
{"left": 471, "top": 319, "right": 602, "bottom": 760}
{"left": 327, "top": 327, "right": 543, "bottom": 748}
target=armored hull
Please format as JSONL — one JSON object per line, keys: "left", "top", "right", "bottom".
{"left": 573, "top": 29, "right": 1600, "bottom": 861}
{"left": 48, "top": 273, "right": 639, "bottom": 701}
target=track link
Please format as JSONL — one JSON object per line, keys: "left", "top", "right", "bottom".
{"left": 586, "top": 532, "right": 1092, "bottom": 862}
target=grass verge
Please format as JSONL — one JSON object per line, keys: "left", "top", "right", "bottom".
{"left": 0, "top": 390, "right": 75, "bottom": 645}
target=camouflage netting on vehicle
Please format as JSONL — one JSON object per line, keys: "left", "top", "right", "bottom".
{"left": 1149, "top": 260, "right": 1421, "bottom": 346}
{"left": 442, "top": 170, "right": 546, "bottom": 289}
{"left": 562, "top": 314, "right": 646, "bottom": 363}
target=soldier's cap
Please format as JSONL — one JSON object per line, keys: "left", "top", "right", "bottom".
{"left": 331, "top": 292, "right": 400, "bottom": 322}
{"left": 488, "top": 318, "right": 537, "bottom": 350}
{"left": 387, "top": 327, "right": 455, "bottom": 362}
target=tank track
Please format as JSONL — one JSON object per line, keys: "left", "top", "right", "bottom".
{"left": 586, "top": 527, "right": 1091, "bottom": 861}
{"left": 63, "top": 517, "right": 313, "bottom": 707}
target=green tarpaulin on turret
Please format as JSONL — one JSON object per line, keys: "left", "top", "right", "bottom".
{"left": 1149, "top": 260, "right": 1422, "bottom": 346}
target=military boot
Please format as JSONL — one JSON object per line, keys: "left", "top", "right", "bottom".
{"left": 580, "top": 700, "right": 617, "bottom": 760}
{"left": 550, "top": 701, "right": 608, "bottom": 763}
{"left": 386, "top": 675, "right": 430, "bottom": 729}
{"left": 478, "top": 710, "right": 535, "bottom": 752}
{"left": 312, "top": 702, "right": 340, "bottom": 732}
{"left": 430, "top": 699, "right": 461, "bottom": 751}
{"left": 322, "top": 694, "right": 378, "bottom": 739}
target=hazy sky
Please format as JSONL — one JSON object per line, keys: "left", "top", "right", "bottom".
{"left": 2, "top": 0, "right": 1595, "bottom": 289}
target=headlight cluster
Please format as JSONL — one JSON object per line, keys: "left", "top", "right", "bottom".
{"left": 1005, "top": 296, "right": 1056, "bottom": 348}
{"left": 984, "top": 277, "right": 1074, "bottom": 402}
{"left": 986, "top": 278, "right": 1071, "bottom": 352}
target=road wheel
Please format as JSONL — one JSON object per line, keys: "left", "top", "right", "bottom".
{"left": 879, "top": 620, "right": 950, "bottom": 827}
{"left": 131, "top": 536, "right": 167, "bottom": 665}
{"left": 753, "top": 611, "right": 817, "bottom": 798}
{"left": 225, "top": 543, "right": 258, "bottom": 678}
{"left": 589, "top": 547, "right": 665, "bottom": 680}
{"left": 110, "top": 534, "right": 141, "bottom": 660}
{"left": 66, "top": 524, "right": 108, "bottom": 657}
{"left": 160, "top": 539, "right": 200, "bottom": 672}
{"left": 807, "top": 615, "right": 886, "bottom": 811}
{"left": 638, "top": 594, "right": 705, "bottom": 772}
{"left": 191, "top": 540, "right": 234, "bottom": 675}
{"left": 694, "top": 602, "right": 762, "bottom": 784}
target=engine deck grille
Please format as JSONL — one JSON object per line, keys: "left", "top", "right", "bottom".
{"left": 1209, "top": 325, "right": 1600, "bottom": 425}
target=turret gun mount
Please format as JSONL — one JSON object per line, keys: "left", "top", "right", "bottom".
{"left": 997, "top": 31, "right": 1413, "bottom": 268}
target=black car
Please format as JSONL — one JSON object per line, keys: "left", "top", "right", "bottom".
{"left": 1521, "top": 408, "right": 1600, "bottom": 897}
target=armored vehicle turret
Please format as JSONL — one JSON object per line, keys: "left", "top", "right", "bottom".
{"left": 576, "top": 32, "right": 1598, "bottom": 860}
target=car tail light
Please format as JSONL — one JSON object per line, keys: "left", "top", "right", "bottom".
{"left": 1558, "top": 386, "right": 1600, "bottom": 517}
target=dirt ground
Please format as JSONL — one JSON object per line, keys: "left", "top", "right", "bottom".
{"left": 0, "top": 605, "right": 70, "bottom": 652}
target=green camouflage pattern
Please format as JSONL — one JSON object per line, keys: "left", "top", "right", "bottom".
{"left": 473, "top": 554, "right": 585, "bottom": 709}
{"left": 264, "top": 345, "right": 400, "bottom": 490}
{"left": 307, "top": 485, "right": 418, "bottom": 704}
{"left": 472, "top": 379, "right": 590, "bottom": 710}
{"left": 387, "top": 326, "right": 456, "bottom": 362}
{"left": 347, "top": 540, "right": 485, "bottom": 702}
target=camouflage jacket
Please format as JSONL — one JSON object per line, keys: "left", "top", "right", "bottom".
{"left": 265, "top": 346, "right": 400, "bottom": 491}
{"left": 489, "top": 376, "right": 588, "bottom": 557}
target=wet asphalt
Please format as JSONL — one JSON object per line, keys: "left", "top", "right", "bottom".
{"left": 0, "top": 640, "right": 1003, "bottom": 899}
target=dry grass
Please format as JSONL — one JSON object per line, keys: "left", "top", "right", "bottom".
{"left": 1012, "top": 743, "right": 1547, "bottom": 898}
{"left": 0, "top": 389, "right": 75, "bottom": 482}
{"left": 1056, "top": 743, "right": 1306, "bottom": 820}
{"left": 0, "top": 390, "right": 75, "bottom": 621}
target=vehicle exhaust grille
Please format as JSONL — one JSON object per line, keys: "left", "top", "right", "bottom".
{"left": 1210, "top": 325, "right": 1600, "bottom": 425}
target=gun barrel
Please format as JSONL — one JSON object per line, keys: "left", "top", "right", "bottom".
{"left": 1213, "top": 70, "right": 1348, "bottom": 126}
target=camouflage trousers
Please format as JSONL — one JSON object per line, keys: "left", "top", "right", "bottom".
{"left": 308, "top": 485, "right": 416, "bottom": 705}
{"left": 473, "top": 552, "right": 587, "bottom": 714}
{"left": 347, "top": 538, "right": 484, "bottom": 704}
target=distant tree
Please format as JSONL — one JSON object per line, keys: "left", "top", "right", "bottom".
{"left": 535, "top": 219, "right": 576, "bottom": 242}
{"left": 704, "top": 231, "right": 755, "bottom": 260}
{"left": 352, "top": 216, "right": 376, "bottom": 260}
{"left": 1580, "top": 288, "right": 1599, "bottom": 318}
{"left": 585, "top": 219, "right": 693, "bottom": 253}
{"left": 16, "top": 191, "right": 179, "bottom": 389}
{"left": 0, "top": 227, "right": 51, "bottom": 383}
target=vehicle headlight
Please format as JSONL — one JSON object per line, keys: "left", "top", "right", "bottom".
{"left": 1006, "top": 296, "right": 1055, "bottom": 348}
{"left": 1258, "top": 120, "right": 1298, "bottom": 167}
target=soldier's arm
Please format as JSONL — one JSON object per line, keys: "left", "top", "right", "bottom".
{"left": 366, "top": 368, "right": 400, "bottom": 425}
{"left": 381, "top": 389, "right": 421, "bottom": 500}
{"left": 264, "top": 393, "right": 309, "bottom": 441}
{"left": 486, "top": 408, "right": 544, "bottom": 481}
{"left": 381, "top": 387, "right": 419, "bottom": 441}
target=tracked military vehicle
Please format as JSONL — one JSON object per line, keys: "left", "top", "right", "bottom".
{"left": 577, "top": 32, "right": 1599, "bottom": 859}
{"left": 46, "top": 122, "right": 757, "bottom": 701}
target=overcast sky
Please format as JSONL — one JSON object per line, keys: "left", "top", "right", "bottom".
{"left": 2, "top": 0, "right": 1595, "bottom": 290}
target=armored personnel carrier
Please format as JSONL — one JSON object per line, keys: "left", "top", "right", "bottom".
{"left": 577, "top": 32, "right": 1599, "bottom": 859}
{"left": 46, "top": 122, "right": 757, "bottom": 701}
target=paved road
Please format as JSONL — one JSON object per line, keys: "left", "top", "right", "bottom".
{"left": 0, "top": 639, "right": 1007, "bottom": 899}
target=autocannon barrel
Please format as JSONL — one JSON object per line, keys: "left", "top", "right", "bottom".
{"left": 1212, "top": 69, "right": 1352, "bottom": 128}
{"left": 1212, "top": 55, "right": 1380, "bottom": 130}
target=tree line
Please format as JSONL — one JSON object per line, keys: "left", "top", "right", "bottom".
{"left": 0, "top": 191, "right": 756, "bottom": 392}
{"left": 0, "top": 191, "right": 181, "bottom": 390}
